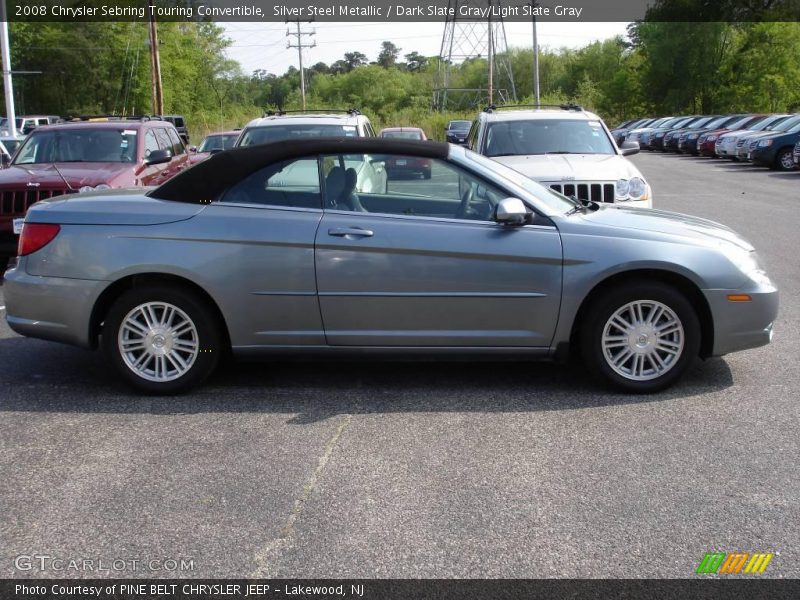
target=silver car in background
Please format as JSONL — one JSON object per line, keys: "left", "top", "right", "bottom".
{"left": 4, "top": 138, "right": 778, "bottom": 394}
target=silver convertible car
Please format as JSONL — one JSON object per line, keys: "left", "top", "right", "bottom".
{"left": 4, "top": 138, "right": 778, "bottom": 394}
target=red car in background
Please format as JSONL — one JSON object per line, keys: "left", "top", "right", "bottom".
{"left": 696, "top": 114, "right": 766, "bottom": 157}
{"left": 378, "top": 127, "right": 432, "bottom": 179}
{"left": 0, "top": 118, "right": 189, "bottom": 261}
{"left": 188, "top": 130, "right": 240, "bottom": 165}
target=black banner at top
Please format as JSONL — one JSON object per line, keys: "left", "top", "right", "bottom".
{"left": 5, "top": 0, "right": 800, "bottom": 22}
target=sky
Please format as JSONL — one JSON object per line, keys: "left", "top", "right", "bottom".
{"left": 223, "top": 22, "right": 631, "bottom": 76}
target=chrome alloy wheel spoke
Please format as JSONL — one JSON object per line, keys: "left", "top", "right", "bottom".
{"left": 602, "top": 300, "right": 685, "bottom": 381}
{"left": 118, "top": 302, "right": 199, "bottom": 382}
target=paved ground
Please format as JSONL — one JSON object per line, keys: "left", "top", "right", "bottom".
{"left": 1, "top": 153, "right": 798, "bottom": 579}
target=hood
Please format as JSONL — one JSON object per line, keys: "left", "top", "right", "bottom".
{"left": 0, "top": 162, "right": 135, "bottom": 189}
{"left": 576, "top": 205, "right": 754, "bottom": 252}
{"left": 493, "top": 153, "right": 639, "bottom": 182}
{"left": 25, "top": 188, "right": 205, "bottom": 226}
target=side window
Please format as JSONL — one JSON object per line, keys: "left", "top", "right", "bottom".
{"left": 166, "top": 128, "right": 185, "bottom": 155}
{"left": 37, "top": 118, "right": 48, "bottom": 126}
{"left": 144, "top": 130, "right": 160, "bottom": 158}
{"left": 154, "top": 128, "right": 173, "bottom": 153}
{"left": 321, "top": 153, "right": 505, "bottom": 221}
{"left": 467, "top": 120, "right": 479, "bottom": 151}
{"left": 220, "top": 158, "right": 321, "bottom": 209}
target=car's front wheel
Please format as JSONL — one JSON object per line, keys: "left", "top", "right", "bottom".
{"left": 580, "top": 281, "right": 700, "bottom": 393}
{"left": 102, "top": 284, "right": 222, "bottom": 394}
{"left": 775, "top": 148, "right": 795, "bottom": 171}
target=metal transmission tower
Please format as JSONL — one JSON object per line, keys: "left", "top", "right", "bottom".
{"left": 434, "top": 0, "right": 517, "bottom": 111}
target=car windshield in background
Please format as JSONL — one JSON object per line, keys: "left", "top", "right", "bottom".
{"left": 485, "top": 119, "right": 615, "bottom": 157}
{"left": 198, "top": 134, "right": 239, "bottom": 152}
{"left": 382, "top": 131, "right": 423, "bottom": 140}
{"left": 238, "top": 124, "right": 358, "bottom": 147}
{"left": 770, "top": 115, "right": 800, "bottom": 132}
{"left": 2, "top": 139, "right": 22, "bottom": 155}
{"left": 13, "top": 129, "right": 138, "bottom": 164}
{"left": 449, "top": 121, "right": 471, "bottom": 131}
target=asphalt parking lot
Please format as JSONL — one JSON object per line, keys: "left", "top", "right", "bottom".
{"left": 1, "top": 153, "right": 798, "bottom": 579}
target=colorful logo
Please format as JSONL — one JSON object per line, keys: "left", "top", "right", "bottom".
{"left": 696, "top": 552, "right": 774, "bottom": 574}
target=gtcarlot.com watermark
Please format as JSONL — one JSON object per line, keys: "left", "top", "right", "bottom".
{"left": 14, "top": 554, "right": 195, "bottom": 573}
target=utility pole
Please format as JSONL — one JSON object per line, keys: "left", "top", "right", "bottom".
{"left": 530, "top": 1, "right": 540, "bottom": 104}
{"left": 286, "top": 19, "right": 315, "bottom": 110}
{"left": 0, "top": 1, "right": 16, "bottom": 136}
{"left": 487, "top": 12, "right": 494, "bottom": 106}
{"left": 148, "top": 0, "right": 164, "bottom": 116}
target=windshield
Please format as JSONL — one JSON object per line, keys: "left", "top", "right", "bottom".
{"left": 238, "top": 124, "right": 357, "bottom": 147}
{"left": 198, "top": 134, "right": 239, "bottom": 152}
{"left": 448, "top": 120, "right": 471, "bottom": 131}
{"left": 464, "top": 149, "right": 576, "bottom": 213}
{"left": 381, "top": 130, "right": 423, "bottom": 140}
{"left": 772, "top": 115, "right": 800, "bottom": 132}
{"left": 686, "top": 116, "right": 716, "bottom": 129}
{"left": 13, "top": 128, "right": 138, "bottom": 164}
{"left": 485, "top": 119, "right": 615, "bottom": 157}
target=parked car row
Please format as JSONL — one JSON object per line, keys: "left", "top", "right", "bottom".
{"left": 612, "top": 112, "right": 800, "bottom": 171}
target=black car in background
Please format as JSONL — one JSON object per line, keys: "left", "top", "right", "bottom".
{"left": 445, "top": 120, "right": 471, "bottom": 145}
{"left": 647, "top": 116, "right": 697, "bottom": 151}
{"left": 611, "top": 117, "right": 655, "bottom": 145}
{"left": 678, "top": 114, "right": 745, "bottom": 155}
{"left": 662, "top": 116, "right": 710, "bottom": 152}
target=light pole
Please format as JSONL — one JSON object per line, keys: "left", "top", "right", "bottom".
{"left": 530, "top": 1, "right": 540, "bottom": 104}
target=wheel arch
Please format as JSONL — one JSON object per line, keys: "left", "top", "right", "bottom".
{"left": 88, "top": 273, "right": 231, "bottom": 351}
{"left": 569, "top": 268, "right": 714, "bottom": 359}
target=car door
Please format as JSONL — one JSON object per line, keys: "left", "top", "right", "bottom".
{"left": 197, "top": 156, "right": 325, "bottom": 347}
{"left": 315, "top": 152, "right": 563, "bottom": 347}
{"left": 165, "top": 127, "right": 190, "bottom": 178}
{"left": 138, "top": 128, "right": 166, "bottom": 186}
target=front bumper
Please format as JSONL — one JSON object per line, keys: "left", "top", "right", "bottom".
{"left": 3, "top": 263, "right": 107, "bottom": 348}
{"left": 704, "top": 282, "right": 779, "bottom": 356}
{"left": 750, "top": 146, "right": 776, "bottom": 167}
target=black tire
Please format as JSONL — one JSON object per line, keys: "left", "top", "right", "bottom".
{"left": 774, "top": 147, "right": 795, "bottom": 171}
{"left": 580, "top": 281, "right": 701, "bottom": 393}
{"left": 101, "top": 284, "right": 222, "bottom": 394}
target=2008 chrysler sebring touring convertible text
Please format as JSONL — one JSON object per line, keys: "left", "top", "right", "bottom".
{"left": 4, "top": 138, "right": 778, "bottom": 394}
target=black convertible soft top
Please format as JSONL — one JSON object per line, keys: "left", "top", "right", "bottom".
{"left": 150, "top": 137, "right": 450, "bottom": 203}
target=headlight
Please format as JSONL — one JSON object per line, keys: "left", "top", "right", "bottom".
{"left": 78, "top": 184, "right": 112, "bottom": 193}
{"left": 655, "top": 132, "right": 665, "bottom": 138}
{"left": 757, "top": 139, "right": 773, "bottom": 147}
{"left": 688, "top": 133, "right": 698, "bottom": 139}
{"left": 615, "top": 179, "right": 630, "bottom": 198}
{"left": 707, "top": 135, "right": 717, "bottom": 141}
{"left": 628, "top": 177, "right": 647, "bottom": 199}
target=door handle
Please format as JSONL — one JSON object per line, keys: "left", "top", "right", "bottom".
{"left": 328, "top": 227, "right": 374, "bottom": 238}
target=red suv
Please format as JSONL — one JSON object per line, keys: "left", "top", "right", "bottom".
{"left": 0, "top": 118, "right": 189, "bottom": 260}
{"left": 378, "top": 127, "right": 432, "bottom": 179}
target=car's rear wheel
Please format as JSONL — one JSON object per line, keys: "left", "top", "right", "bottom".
{"left": 775, "top": 148, "right": 795, "bottom": 171}
{"left": 102, "top": 284, "right": 222, "bottom": 394}
{"left": 580, "top": 281, "right": 700, "bottom": 393}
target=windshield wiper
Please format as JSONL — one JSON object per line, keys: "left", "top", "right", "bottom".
{"left": 565, "top": 195, "right": 597, "bottom": 215}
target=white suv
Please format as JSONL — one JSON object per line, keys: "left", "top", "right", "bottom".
{"left": 466, "top": 104, "right": 652, "bottom": 207}
{"left": 234, "top": 109, "right": 386, "bottom": 195}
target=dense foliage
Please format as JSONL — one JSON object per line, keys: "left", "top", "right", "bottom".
{"left": 3, "top": 21, "right": 799, "bottom": 140}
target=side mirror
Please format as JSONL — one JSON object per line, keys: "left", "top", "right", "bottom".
{"left": 189, "top": 146, "right": 197, "bottom": 153}
{"left": 1, "top": 154, "right": 10, "bottom": 167}
{"left": 621, "top": 140, "right": 640, "bottom": 156}
{"left": 495, "top": 197, "right": 528, "bottom": 225}
{"left": 144, "top": 149, "right": 172, "bottom": 165}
